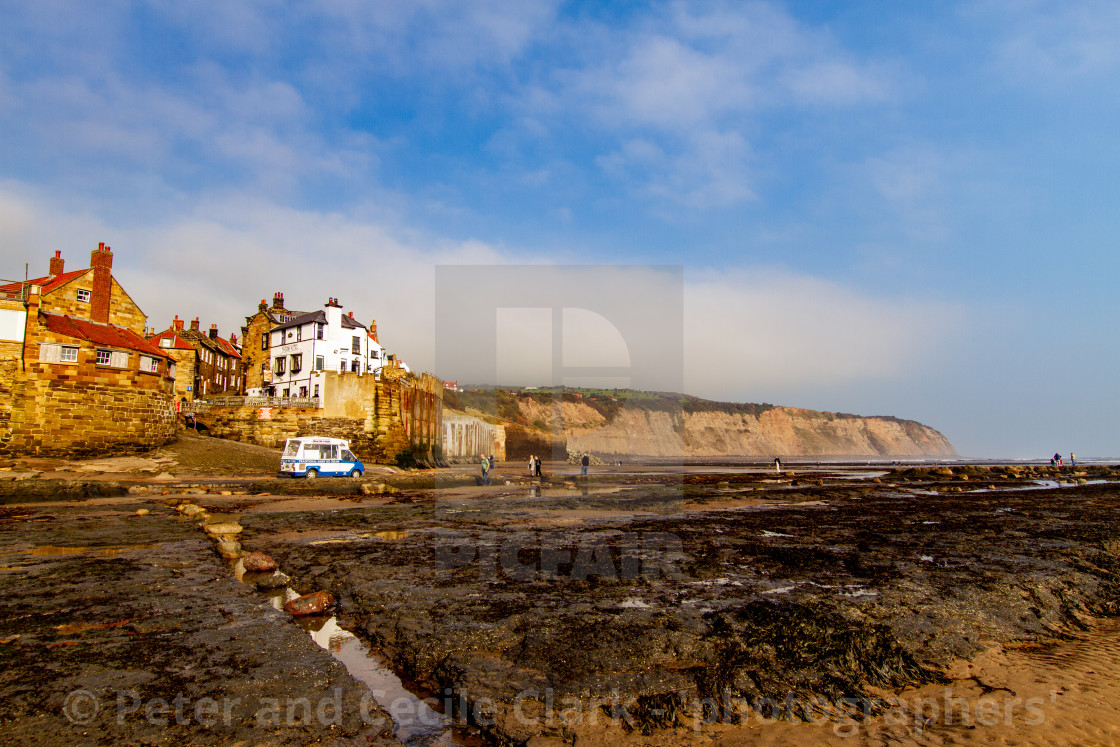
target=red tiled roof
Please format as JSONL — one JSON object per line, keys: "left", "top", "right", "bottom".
{"left": 0, "top": 269, "right": 89, "bottom": 296}
{"left": 40, "top": 312, "right": 171, "bottom": 360}
{"left": 147, "top": 328, "right": 196, "bottom": 351}
{"left": 213, "top": 336, "right": 241, "bottom": 358}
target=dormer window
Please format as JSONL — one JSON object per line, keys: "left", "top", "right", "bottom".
{"left": 76, "top": 289, "right": 91, "bottom": 303}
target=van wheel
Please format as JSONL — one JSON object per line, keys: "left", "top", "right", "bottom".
{"left": 306, "top": 468, "right": 318, "bottom": 479}
{"left": 350, "top": 469, "right": 362, "bottom": 478}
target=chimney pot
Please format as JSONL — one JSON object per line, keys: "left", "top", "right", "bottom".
{"left": 190, "top": 317, "right": 200, "bottom": 332}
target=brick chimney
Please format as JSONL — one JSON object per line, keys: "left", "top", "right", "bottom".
{"left": 259, "top": 299, "right": 268, "bottom": 312}
{"left": 190, "top": 317, "right": 200, "bottom": 332}
{"left": 272, "top": 292, "right": 284, "bottom": 310}
{"left": 229, "top": 332, "right": 238, "bottom": 345}
{"left": 89, "top": 242, "right": 113, "bottom": 323}
{"left": 208, "top": 324, "right": 218, "bottom": 340}
{"left": 173, "top": 315, "right": 184, "bottom": 330}
{"left": 49, "top": 251, "right": 64, "bottom": 277}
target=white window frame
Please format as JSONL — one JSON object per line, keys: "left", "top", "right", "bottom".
{"left": 140, "top": 355, "right": 159, "bottom": 373}
{"left": 96, "top": 349, "right": 112, "bottom": 366}
{"left": 60, "top": 345, "right": 79, "bottom": 363}
{"left": 76, "top": 289, "right": 91, "bottom": 303}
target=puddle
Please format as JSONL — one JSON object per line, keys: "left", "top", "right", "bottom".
{"left": 23, "top": 543, "right": 160, "bottom": 557}
{"left": 230, "top": 558, "right": 466, "bottom": 746}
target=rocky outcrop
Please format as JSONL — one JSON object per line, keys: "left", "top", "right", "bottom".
{"left": 517, "top": 397, "right": 954, "bottom": 458}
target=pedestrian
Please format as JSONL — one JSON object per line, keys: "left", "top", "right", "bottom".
{"left": 528, "top": 455, "right": 536, "bottom": 477}
{"left": 1071, "top": 453, "right": 1076, "bottom": 467}
{"left": 581, "top": 453, "right": 589, "bottom": 476}
{"left": 534, "top": 455, "right": 542, "bottom": 477}
{"left": 481, "top": 455, "right": 490, "bottom": 485}
{"left": 774, "top": 457, "right": 781, "bottom": 473}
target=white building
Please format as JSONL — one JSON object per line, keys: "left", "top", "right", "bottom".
{"left": 264, "top": 298, "right": 386, "bottom": 399}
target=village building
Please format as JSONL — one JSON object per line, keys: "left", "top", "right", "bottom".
{"left": 149, "top": 316, "right": 243, "bottom": 400}
{"left": 240, "top": 292, "right": 308, "bottom": 393}
{"left": 264, "top": 297, "right": 385, "bottom": 399}
{"left": 0, "top": 244, "right": 178, "bottom": 457}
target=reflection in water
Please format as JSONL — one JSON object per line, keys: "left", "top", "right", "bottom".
{"left": 234, "top": 561, "right": 458, "bottom": 746}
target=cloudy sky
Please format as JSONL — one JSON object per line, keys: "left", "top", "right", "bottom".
{"left": 1, "top": 1, "right": 1117, "bottom": 458}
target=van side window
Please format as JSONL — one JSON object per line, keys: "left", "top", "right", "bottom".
{"left": 342, "top": 449, "right": 356, "bottom": 461}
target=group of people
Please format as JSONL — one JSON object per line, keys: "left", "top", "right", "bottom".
{"left": 527, "top": 455, "right": 543, "bottom": 477}
{"left": 1051, "top": 452, "right": 1076, "bottom": 467}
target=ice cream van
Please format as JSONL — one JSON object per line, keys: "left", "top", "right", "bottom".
{"left": 280, "top": 437, "right": 364, "bottom": 478}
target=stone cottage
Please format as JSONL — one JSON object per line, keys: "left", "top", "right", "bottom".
{"left": 0, "top": 244, "right": 178, "bottom": 457}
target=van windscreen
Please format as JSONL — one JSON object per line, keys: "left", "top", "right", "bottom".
{"left": 283, "top": 440, "right": 301, "bottom": 457}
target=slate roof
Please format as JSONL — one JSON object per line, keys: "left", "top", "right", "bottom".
{"left": 39, "top": 312, "right": 171, "bottom": 359}
{"left": 272, "top": 309, "right": 367, "bottom": 332}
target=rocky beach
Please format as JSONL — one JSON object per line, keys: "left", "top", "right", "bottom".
{"left": 2, "top": 433, "right": 1120, "bottom": 745}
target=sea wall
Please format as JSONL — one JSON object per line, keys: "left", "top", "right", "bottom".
{"left": 443, "top": 413, "right": 505, "bottom": 461}
{"left": 1, "top": 377, "right": 177, "bottom": 458}
{"left": 200, "top": 369, "right": 444, "bottom": 465}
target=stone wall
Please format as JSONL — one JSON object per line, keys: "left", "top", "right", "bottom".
{"left": 200, "top": 369, "right": 445, "bottom": 465}
{"left": 1, "top": 379, "right": 177, "bottom": 458}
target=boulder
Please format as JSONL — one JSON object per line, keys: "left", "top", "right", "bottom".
{"left": 216, "top": 540, "right": 241, "bottom": 559}
{"left": 242, "top": 551, "right": 278, "bottom": 572}
{"left": 255, "top": 572, "right": 291, "bottom": 590}
{"left": 203, "top": 521, "right": 243, "bottom": 536}
{"left": 284, "top": 591, "right": 335, "bottom": 616}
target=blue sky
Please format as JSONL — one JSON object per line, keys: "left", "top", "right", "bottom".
{"left": 1, "top": 1, "right": 1117, "bottom": 458}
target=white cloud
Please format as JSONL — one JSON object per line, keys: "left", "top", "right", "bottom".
{"left": 683, "top": 268, "right": 966, "bottom": 401}
{"left": 0, "top": 185, "right": 966, "bottom": 405}
{"left": 976, "top": 0, "right": 1120, "bottom": 81}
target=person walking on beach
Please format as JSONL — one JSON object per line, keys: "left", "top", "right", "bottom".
{"left": 581, "top": 453, "right": 589, "bottom": 476}
{"left": 534, "top": 455, "right": 542, "bottom": 477}
{"left": 774, "top": 457, "right": 782, "bottom": 473}
{"left": 481, "top": 455, "right": 490, "bottom": 485}
{"left": 528, "top": 455, "right": 536, "bottom": 477}
{"left": 1071, "top": 453, "right": 1076, "bottom": 467}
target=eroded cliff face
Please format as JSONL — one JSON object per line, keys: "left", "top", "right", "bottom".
{"left": 517, "top": 398, "right": 955, "bottom": 458}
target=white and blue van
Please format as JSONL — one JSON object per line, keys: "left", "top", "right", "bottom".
{"left": 280, "top": 437, "right": 364, "bottom": 478}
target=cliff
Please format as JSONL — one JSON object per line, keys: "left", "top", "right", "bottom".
{"left": 512, "top": 394, "right": 955, "bottom": 458}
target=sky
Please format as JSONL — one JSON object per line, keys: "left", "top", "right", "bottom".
{"left": 0, "top": 0, "right": 1117, "bottom": 458}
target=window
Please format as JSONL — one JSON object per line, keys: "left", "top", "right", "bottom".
{"left": 339, "top": 359, "right": 346, "bottom": 373}
{"left": 283, "top": 388, "right": 290, "bottom": 397}
{"left": 313, "top": 384, "right": 319, "bottom": 398}
{"left": 160, "top": 338, "right": 171, "bottom": 348}
{"left": 315, "top": 355, "right": 324, "bottom": 370}
{"left": 316, "top": 323, "right": 324, "bottom": 340}
{"left": 274, "top": 356, "right": 285, "bottom": 375}
{"left": 299, "top": 386, "right": 308, "bottom": 397}
{"left": 352, "top": 336, "right": 361, "bottom": 354}
{"left": 76, "top": 289, "right": 91, "bottom": 303}
{"left": 370, "top": 349, "right": 379, "bottom": 359}
{"left": 351, "top": 359, "right": 360, "bottom": 373}
{"left": 169, "top": 363, "right": 176, "bottom": 379}
{"left": 96, "top": 350, "right": 112, "bottom": 365}
{"left": 261, "top": 332, "right": 269, "bottom": 350}
{"left": 60, "top": 346, "right": 78, "bottom": 363}
{"left": 140, "top": 356, "right": 159, "bottom": 373}
{"left": 290, "top": 354, "right": 302, "bottom": 374}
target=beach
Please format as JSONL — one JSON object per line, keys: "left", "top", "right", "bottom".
{"left": 2, "top": 435, "right": 1119, "bottom": 745}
